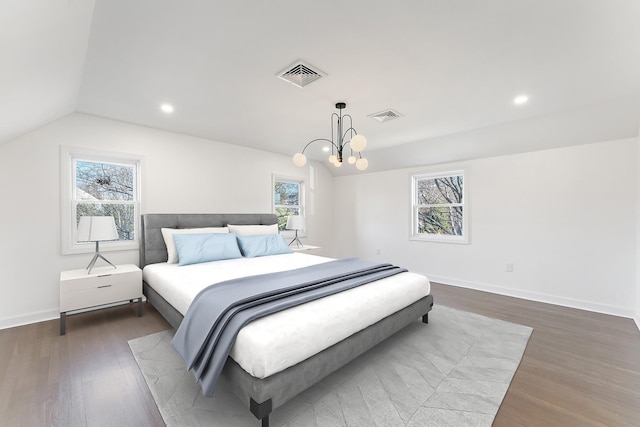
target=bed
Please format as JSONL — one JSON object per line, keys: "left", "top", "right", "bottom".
{"left": 139, "top": 213, "right": 434, "bottom": 426}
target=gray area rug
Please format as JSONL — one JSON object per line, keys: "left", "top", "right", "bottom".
{"left": 129, "top": 305, "right": 532, "bottom": 426}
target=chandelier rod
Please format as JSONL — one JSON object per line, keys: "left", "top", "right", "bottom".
{"left": 292, "top": 102, "right": 368, "bottom": 170}
{"left": 299, "top": 138, "right": 335, "bottom": 154}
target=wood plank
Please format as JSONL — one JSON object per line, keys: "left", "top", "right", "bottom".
{"left": 0, "top": 285, "right": 638, "bottom": 426}
{"left": 431, "top": 282, "right": 640, "bottom": 427}
{"left": 0, "top": 303, "right": 166, "bottom": 426}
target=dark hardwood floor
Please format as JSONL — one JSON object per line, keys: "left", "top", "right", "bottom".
{"left": 432, "top": 283, "right": 640, "bottom": 427}
{"left": 1, "top": 284, "right": 639, "bottom": 426}
{"left": 0, "top": 303, "right": 168, "bottom": 426}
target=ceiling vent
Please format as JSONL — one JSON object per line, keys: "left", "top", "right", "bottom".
{"left": 277, "top": 60, "right": 326, "bottom": 88}
{"left": 369, "top": 109, "right": 402, "bottom": 123}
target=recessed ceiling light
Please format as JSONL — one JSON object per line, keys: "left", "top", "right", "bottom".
{"left": 513, "top": 95, "right": 529, "bottom": 105}
{"left": 160, "top": 103, "right": 174, "bottom": 113}
{"left": 322, "top": 146, "right": 330, "bottom": 152}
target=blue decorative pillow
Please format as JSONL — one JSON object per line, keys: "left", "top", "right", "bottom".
{"left": 237, "top": 234, "right": 293, "bottom": 258}
{"left": 173, "top": 233, "right": 242, "bottom": 266}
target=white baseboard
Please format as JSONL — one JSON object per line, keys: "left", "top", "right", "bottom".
{"left": 428, "top": 274, "right": 636, "bottom": 319}
{"left": 0, "top": 309, "right": 59, "bottom": 331}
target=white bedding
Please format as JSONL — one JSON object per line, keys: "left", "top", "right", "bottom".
{"left": 143, "top": 253, "right": 430, "bottom": 378}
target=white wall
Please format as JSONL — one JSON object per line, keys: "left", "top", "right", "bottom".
{"left": 636, "top": 130, "right": 640, "bottom": 330}
{"left": 0, "top": 113, "right": 334, "bottom": 328}
{"left": 334, "top": 138, "right": 638, "bottom": 317}
{"left": 1, "top": 113, "right": 637, "bottom": 328}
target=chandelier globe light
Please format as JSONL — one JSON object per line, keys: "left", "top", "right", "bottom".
{"left": 292, "top": 152, "right": 307, "bottom": 167}
{"left": 292, "top": 102, "right": 368, "bottom": 170}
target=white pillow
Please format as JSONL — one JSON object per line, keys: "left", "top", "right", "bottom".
{"left": 161, "top": 227, "right": 229, "bottom": 263}
{"left": 227, "top": 224, "right": 279, "bottom": 237}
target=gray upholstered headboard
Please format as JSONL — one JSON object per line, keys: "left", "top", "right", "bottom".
{"left": 139, "top": 213, "right": 278, "bottom": 267}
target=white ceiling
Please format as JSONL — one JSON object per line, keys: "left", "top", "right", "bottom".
{"left": 4, "top": 0, "right": 640, "bottom": 175}
{"left": 2, "top": 0, "right": 95, "bottom": 145}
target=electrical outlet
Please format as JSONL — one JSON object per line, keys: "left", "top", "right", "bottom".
{"left": 505, "top": 263, "right": 513, "bottom": 272}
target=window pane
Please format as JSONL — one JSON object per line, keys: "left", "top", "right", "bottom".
{"left": 76, "top": 203, "right": 135, "bottom": 241}
{"left": 275, "top": 207, "right": 300, "bottom": 231}
{"left": 417, "top": 175, "right": 463, "bottom": 205}
{"left": 274, "top": 182, "right": 299, "bottom": 206}
{"left": 76, "top": 161, "right": 134, "bottom": 201}
{"left": 417, "top": 206, "right": 463, "bottom": 236}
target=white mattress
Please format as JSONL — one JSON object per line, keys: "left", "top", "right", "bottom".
{"left": 143, "top": 253, "right": 430, "bottom": 378}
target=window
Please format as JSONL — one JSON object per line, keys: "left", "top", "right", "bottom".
{"left": 411, "top": 170, "right": 467, "bottom": 243}
{"left": 273, "top": 175, "right": 304, "bottom": 232}
{"left": 61, "top": 147, "right": 141, "bottom": 254}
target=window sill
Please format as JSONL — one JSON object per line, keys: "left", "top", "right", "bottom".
{"left": 409, "top": 235, "right": 469, "bottom": 244}
{"left": 62, "top": 240, "right": 139, "bottom": 255}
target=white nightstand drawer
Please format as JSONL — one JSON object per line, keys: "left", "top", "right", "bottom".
{"left": 61, "top": 269, "right": 137, "bottom": 291}
{"left": 60, "top": 278, "right": 141, "bottom": 312}
{"left": 290, "top": 245, "right": 320, "bottom": 252}
{"left": 59, "top": 264, "right": 143, "bottom": 335}
{"left": 60, "top": 264, "right": 142, "bottom": 312}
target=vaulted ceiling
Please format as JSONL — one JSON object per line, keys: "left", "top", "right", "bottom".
{"left": 4, "top": 0, "right": 640, "bottom": 175}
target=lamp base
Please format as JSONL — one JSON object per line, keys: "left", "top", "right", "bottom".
{"left": 288, "top": 230, "right": 303, "bottom": 248}
{"left": 86, "top": 241, "right": 118, "bottom": 274}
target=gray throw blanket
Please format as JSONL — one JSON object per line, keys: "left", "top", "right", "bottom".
{"left": 171, "top": 258, "right": 407, "bottom": 397}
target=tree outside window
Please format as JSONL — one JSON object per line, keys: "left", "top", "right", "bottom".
{"left": 412, "top": 171, "right": 467, "bottom": 243}
{"left": 273, "top": 177, "right": 304, "bottom": 231}
{"left": 61, "top": 147, "right": 141, "bottom": 255}
{"left": 74, "top": 160, "right": 137, "bottom": 241}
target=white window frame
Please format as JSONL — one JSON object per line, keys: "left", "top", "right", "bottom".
{"left": 272, "top": 174, "right": 305, "bottom": 238}
{"left": 410, "top": 169, "right": 468, "bottom": 244}
{"left": 61, "top": 146, "right": 142, "bottom": 255}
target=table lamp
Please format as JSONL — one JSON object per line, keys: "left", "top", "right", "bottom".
{"left": 286, "top": 215, "right": 305, "bottom": 248}
{"left": 77, "top": 216, "right": 119, "bottom": 274}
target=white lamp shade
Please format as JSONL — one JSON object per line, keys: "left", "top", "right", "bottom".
{"left": 286, "top": 215, "right": 305, "bottom": 231}
{"left": 77, "top": 216, "right": 119, "bottom": 242}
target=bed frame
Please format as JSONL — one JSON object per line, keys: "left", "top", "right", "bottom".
{"left": 140, "top": 213, "right": 434, "bottom": 426}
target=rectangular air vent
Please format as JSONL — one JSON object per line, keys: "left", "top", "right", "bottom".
{"left": 277, "top": 60, "right": 326, "bottom": 88}
{"left": 369, "top": 109, "right": 402, "bottom": 123}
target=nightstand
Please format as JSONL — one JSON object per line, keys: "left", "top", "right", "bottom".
{"left": 290, "top": 245, "right": 320, "bottom": 252}
{"left": 59, "top": 264, "right": 142, "bottom": 335}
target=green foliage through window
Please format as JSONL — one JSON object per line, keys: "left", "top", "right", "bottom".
{"left": 273, "top": 178, "right": 303, "bottom": 231}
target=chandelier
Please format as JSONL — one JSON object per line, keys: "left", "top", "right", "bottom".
{"left": 292, "top": 102, "right": 368, "bottom": 171}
